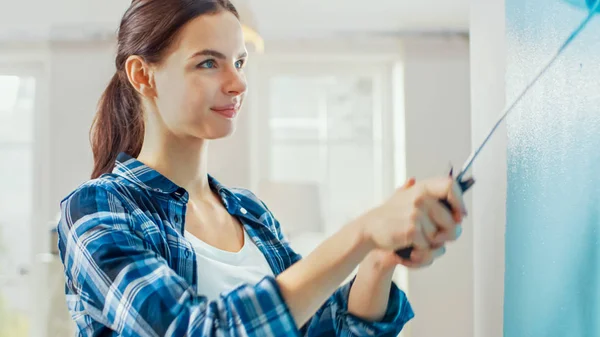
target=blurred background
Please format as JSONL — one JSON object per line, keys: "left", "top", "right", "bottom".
{"left": 0, "top": 0, "right": 499, "bottom": 337}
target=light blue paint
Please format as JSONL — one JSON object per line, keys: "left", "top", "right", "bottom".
{"left": 505, "top": 0, "right": 600, "bottom": 336}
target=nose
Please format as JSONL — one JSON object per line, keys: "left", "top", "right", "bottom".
{"left": 223, "top": 68, "right": 247, "bottom": 96}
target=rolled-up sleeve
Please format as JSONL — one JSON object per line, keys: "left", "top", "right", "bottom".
{"left": 58, "top": 184, "right": 299, "bottom": 337}
{"left": 300, "top": 277, "right": 414, "bottom": 337}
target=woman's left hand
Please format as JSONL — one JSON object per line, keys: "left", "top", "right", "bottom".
{"left": 365, "top": 175, "right": 463, "bottom": 270}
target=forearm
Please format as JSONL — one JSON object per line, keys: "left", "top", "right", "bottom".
{"left": 347, "top": 254, "right": 396, "bottom": 321}
{"left": 276, "top": 216, "right": 374, "bottom": 328}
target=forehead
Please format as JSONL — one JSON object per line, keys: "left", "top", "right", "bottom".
{"left": 174, "top": 11, "right": 246, "bottom": 57}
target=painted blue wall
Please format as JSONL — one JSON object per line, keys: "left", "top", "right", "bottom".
{"left": 505, "top": 1, "right": 600, "bottom": 336}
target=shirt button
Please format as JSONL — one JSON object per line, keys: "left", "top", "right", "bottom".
{"left": 240, "top": 207, "right": 247, "bottom": 214}
{"left": 174, "top": 215, "right": 180, "bottom": 223}
{"left": 173, "top": 188, "right": 185, "bottom": 198}
{"left": 185, "top": 250, "right": 191, "bottom": 257}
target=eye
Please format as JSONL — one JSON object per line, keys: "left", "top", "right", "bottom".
{"left": 235, "top": 59, "right": 245, "bottom": 69}
{"left": 197, "top": 60, "right": 217, "bottom": 69}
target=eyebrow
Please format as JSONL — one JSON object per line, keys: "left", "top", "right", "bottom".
{"left": 189, "top": 49, "right": 248, "bottom": 60}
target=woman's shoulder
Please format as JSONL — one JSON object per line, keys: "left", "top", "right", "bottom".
{"left": 60, "top": 173, "right": 147, "bottom": 212}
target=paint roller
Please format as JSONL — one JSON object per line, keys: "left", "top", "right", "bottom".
{"left": 396, "top": 0, "right": 600, "bottom": 260}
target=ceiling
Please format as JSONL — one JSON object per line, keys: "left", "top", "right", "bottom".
{"left": 0, "top": 0, "right": 469, "bottom": 41}
{"left": 247, "top": 0, "right": 470, "bottom": 40}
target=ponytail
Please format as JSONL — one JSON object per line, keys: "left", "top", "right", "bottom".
{"left": 90, "top": 72, "right": 144, "bottom": 179}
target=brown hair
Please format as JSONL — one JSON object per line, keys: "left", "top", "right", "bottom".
{"left": 90, "top": 0, "right": 239, "bottom": 179}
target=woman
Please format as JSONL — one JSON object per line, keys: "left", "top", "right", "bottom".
{"left": 57, "top": 1, "right": 468, "bottom": 336}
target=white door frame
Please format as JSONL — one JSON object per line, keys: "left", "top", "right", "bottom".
{"left": 0, "top": 53, "right": 51, "bottom": 337}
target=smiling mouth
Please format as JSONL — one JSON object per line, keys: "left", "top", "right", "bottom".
{"left": 210, "top": 105, "right": 239, "bottom": 118}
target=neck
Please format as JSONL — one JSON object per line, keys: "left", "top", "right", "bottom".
{"left": 137, "top": 132, "right": 212, "bottom": 200}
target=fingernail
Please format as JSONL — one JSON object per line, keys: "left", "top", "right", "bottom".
{"left": 455, "top": 226, "right": 463, "bottom": 239}
{"left": 434, "top": 246, "right": 446, "bottom": 258}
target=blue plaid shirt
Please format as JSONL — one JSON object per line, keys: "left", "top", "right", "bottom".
{"left": 58, "top": 152, "right": 414, "bottom": 337}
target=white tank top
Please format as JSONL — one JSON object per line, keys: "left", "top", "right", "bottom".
{"left": 185, "top": 229, "right": 274, "bottom": 301}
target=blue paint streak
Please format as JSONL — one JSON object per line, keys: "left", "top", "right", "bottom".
{"left": 505, "top": 0, "right": 600, "bottom": 336}
{"left": 564, "top": 0, "right": 600, "bottom": 12}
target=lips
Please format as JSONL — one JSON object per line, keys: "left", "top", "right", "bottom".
{"left": 211, "top": 104, "right": 239, "bottom": 118}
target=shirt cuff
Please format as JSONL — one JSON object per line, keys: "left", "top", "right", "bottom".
{"left": 335, "top": 278, "right": 415, "bottom": 337}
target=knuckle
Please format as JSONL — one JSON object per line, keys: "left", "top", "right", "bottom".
{"left": 425, "top": 228, "right": 437, "bottom": 241}
{"left": 410, "top": 209, "right": 422, "bottom": 223}
{"left": 391, "top": 231, "right": 404, "bottom": 245}
{"left": 413, "top": 194, "right": 426, "bottom": 208}
{"left": 414, "top": 238, "right": 429, "bottom": 250}
{"left": 404, "top": 225, "right": 417, "bottom": 242}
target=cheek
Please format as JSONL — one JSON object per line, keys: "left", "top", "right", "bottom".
{"left": 155, "top": 72, "right": 186, "bottom": 118}
{"left": 181, "top": 76, "right": 219, "bottom": 116}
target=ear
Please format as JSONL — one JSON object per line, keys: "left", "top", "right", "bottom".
{"left": 125, "top": 55, "right": 156, "bottom": 98}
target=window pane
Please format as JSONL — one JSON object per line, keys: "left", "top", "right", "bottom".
{"left": 266, "top": 73, "right": 383, "bottom": 237}
{"left": 0, "top": 74, "right": 35, "bottom": 334}
{"left": 0, "top": 76, "right": 35, "bottom": 144}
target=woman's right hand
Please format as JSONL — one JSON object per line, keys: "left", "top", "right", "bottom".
{"left": 361, "top": 176, "right": 467, "bottom": 263}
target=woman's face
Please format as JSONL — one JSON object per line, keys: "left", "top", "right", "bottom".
{"left": 151, "top": 11, "right": 248, "bottom": 140}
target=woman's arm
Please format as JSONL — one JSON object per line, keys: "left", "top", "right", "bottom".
{"left": 274, "top": 176, "right": 465, "bottom": 331}
{"left": 347, "top": 178, "right": 463, "bottom": 322}
{"left": 62, "top": 176, "right": 463, "bottom": 336}
{"left": 276, "top": 217, "right": 374, "bottom": 327}
{"left": 348, "top": 251, "right": 398, "bottom": 321}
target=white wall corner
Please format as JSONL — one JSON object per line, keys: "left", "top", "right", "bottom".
{"left": 400, "top": 37, "right": 473, "bottom": 337}
{"left": 470, "top": 0, "right": 507, "bottom": 337}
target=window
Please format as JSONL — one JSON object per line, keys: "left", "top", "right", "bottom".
{"left": 0, "top": 73, "right": 37, "bottom": 336}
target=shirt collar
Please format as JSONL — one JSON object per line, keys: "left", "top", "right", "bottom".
{"left": 112, "top": 152, "right": 238, "bottom": 206}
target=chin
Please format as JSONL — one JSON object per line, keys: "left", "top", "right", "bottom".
{"left": 196, "top": 124, "right": 237, "bottom": 140}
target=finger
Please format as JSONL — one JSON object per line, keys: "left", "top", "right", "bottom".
{"left": 447, "top": 179, "right": 468, "bottom": 217}
{"left": 433, "top": 224, "right": 463, "bottom": 244}
{"left": 405, "top": 246, "right": 446, "bottom": 267}
{"left": 420, "top": 201, "right": 439, "bottom": 243}
{"left": 410, "top": 211, "right": 430, "bottom": 250}
{"left": 423, "top": 178, "right": 466, "bottom": 216}
{"left": 410, "top": 248, "right": 433, "bottom": 264}
{"left": 422, "top": 177, "right": 454, "bottom": 198}
{"left": 399, "top": 259, "right": 432, "bottom": 269}
{"left": 427, "top": 198, "right": 456, "bottom": 232}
